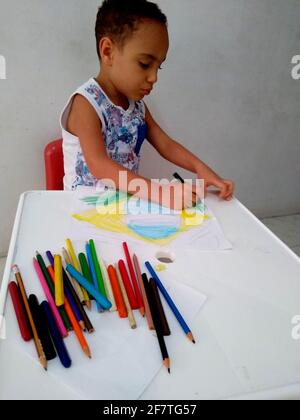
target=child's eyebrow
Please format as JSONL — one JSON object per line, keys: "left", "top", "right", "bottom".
{"left": 138, "top": 53, "right": 167, "bottom": 63}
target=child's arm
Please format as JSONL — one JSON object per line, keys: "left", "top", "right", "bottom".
{"left": 145, "top": 105, "right": 234, "bottom": 200}
{"left": 67, "top": 95, "right": 195, "bottom": 209}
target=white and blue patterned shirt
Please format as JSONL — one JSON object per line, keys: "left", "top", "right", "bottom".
{"left": 60, "top": 78, "right": 146, "bottom": 190}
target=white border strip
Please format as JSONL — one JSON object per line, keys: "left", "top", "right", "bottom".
{"left": 0, "top": 192, "right": 27, "bottom": 339}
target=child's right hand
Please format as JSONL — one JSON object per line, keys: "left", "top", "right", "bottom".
{"left": 161, "top": 181, "right": 201, "bottom": 211}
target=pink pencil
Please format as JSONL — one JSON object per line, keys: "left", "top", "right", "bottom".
{"left": 33, "top": 258, "right": 68, "bottom": 338}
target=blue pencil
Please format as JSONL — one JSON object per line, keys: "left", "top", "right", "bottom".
{"left": 85, "top": 243, "right": 103, "bottom": 312}
{"left": 41, "top": 301, "right": 72, "bottom": 368}
{"left": 66, "top": 264, "right": 112, "bottom": 310}
{"left": 145, "top": 261, "right": 196, "bottom": 343}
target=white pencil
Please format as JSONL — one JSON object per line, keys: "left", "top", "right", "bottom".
{"left": 100, "top": 258, "right": 117, "bottom": 312}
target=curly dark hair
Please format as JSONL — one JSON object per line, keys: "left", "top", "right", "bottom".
{"left": 95, "top": 0, "right": 167, "bottom": 59}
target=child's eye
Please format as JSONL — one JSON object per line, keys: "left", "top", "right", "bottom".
{"left": 139, "top": 62, "right": 150, "bottom": 69}
{"left": 139, "top": 62, "right": 163, "bottom": 70}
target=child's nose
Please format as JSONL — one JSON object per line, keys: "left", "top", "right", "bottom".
{"left": 147, "top": 69, "right": 158, "bottom": 84}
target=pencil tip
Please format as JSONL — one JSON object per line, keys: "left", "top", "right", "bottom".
{"left": 187, "top": 332, "right": 195, "bottom": 343}
{"left": 168, "top": 368, "right": 171, "bottom": 374}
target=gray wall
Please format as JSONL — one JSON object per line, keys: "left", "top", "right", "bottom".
{"left": 0, "top": 0, "right": 300, "bottom": 256}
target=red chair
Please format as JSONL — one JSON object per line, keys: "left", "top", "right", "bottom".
{"left": 44, "top": 138, "right": 64, "bottom": 190}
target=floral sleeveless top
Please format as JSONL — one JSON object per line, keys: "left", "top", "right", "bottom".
{"left": 60, "top": 78, "right": 147, "bottom": 190}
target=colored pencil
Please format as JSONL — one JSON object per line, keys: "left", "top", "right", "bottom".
{"left": 145, "top": 261, "right": 195, "bottom": 343}
{"left": 100, "top": 259, "right": 117, "bottom": 312}
{"left": 115, "top": 264, "right": 137, "bottom": 329}
{"left": 89, "top": 239, "right": 107, "bottom": 298}
{"left": 12, "top": 265, "right": 47, "bottom": 370}
{"left": 36, "top": 252, "right": 71, "bottom": 331}
{"left": 28, "top": 294, "right": 57, "bottom": 361}
{"left": 47, "top": 266, "right": 91, "bottom": 358}
{"left": 78, "top": 252, "right": 94, "bottom": 300}
{"left": 122, "top": 242, "right": 144, "bottom": 315}
{"left": 85, "top": 243, "right": 103, "bottom": 312}
{"left": 41, "top": 301, "right": 72, "bottom": 368}
{"left": 149, "top": 278, "right": 171, "bottom": 336}
{"left": 8, "top": 281, "right": 32, "bottom": 342}
{"left": 66, "top": 264, "right": 112, "bottom": 310}
{"left": 46, "top": 251, "right": 94, "bottom": 333}
{"left": 107, "top": 265, "right": 127, "bottom": 318}
{"left": 133, "top": 255, "right": 154, "bottom": 329}
{"left": 66, "top": 239, "right": 91, "bottom": 309}
{"left": 141, "top": 273, "right": 156, "bottom": 330}
{"left": 143, "top": 275, "right": 170, "bottom": 373}
{"left": 173, "top": 172, "right": 199, "bottom": 205}
{"left": 118, "top": 259, "right": 139, "bottom": 309}
{"left": 33, "top": 257, "right": 68, "bottom": 338}
{"left": 47, "top": 264, "right": 85, "bottom": 331}
{"left": 62, "top": 247, "right": 85, "bottom": 303}
{"left": 54, "top": 254, "right": 64, "bottom": 306}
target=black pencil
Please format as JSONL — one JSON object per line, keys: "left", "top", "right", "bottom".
{"left": 173, "top": 171, "right": 198, "bottom": 205}
{"left": 149, "top": 278, "right": 170, "bottom": 336}
{"left": 143, "top": 275, "right": 170, "bottom": 373}
{"left": 28, "top": 294, "right": 57, "bottom": 361}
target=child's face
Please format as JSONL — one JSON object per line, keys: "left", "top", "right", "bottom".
{"left": 109, "top": 20, "right": 169, "bottom": 101}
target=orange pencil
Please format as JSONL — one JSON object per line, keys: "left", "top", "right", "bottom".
{"left": 47, "top": 265, "right": 91, "bottom": 358}
{"left": 107, "top": 265, "right": 127, "bottom": 318}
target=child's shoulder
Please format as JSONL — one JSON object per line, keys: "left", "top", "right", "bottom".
{"left": 66, "top": 94, "right": 101, "bottom": 137}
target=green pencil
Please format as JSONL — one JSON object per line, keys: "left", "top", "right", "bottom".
{"left": 89, "top": 240, "right": 107, "bottom": 298}
{"left": 78, "top": 252, "right": 94, "bottom": 300}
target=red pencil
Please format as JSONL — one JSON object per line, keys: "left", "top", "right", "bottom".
{"left": 122, "top": 242, "right": 144, "bottom": 315}
{"left": 107, "top": 265, "right": 127, "bottom": 318}
{"left": 8, "top": 281, "right": 32, "bottom": 342}
{"left": 118, "top": 259, "right": 139, "bottom": 310}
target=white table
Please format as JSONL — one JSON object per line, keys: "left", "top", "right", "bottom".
{"left": 1, "top": 191, "right": 300, "bottom": 400}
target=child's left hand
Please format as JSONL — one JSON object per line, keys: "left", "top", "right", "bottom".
{"left": 196, "top": 168, "right": 234, "bottom": 201}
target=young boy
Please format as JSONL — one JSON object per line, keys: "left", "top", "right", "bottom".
{"left": 60, "top": 0, "right": 234, "bottom": 209}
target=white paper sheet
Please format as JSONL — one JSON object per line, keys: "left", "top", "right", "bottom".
{"left": 5, "top": 251, "right": 207, "bottom": 400}
{"left": 68, "top": 189, "right": 232, "bottom": 251}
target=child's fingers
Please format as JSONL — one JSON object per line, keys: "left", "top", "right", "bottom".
{"left": 215, "top": 179, "right": 234, "bottom": 200}
{"left": 192, "top": 183, "right": 205, "bottom": 201}
{"left": 223, "top": 180, "right": 235, "bottom": 199}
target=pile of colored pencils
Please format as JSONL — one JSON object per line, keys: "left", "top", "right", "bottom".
{"left": 9, "top": 239, "right": 195, "bottom": 373}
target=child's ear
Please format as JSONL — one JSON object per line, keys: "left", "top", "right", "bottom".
{"left": 99, "top": 37, "right": 115, "bottom": 66}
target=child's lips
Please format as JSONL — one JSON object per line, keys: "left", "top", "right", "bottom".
{"left": 141, "top": 88, "right": 152, "bottom": 95}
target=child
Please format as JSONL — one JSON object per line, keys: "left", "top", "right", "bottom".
{"left": 60, "top": 0, "right": 234, "bottom": 209}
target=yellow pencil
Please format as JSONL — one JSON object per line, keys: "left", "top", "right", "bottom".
{"left": 62, "top": 247, "right": 85, "bottom": 302}
{"left": 100, "top": 259, "right": 117, "bottom": 312}
{"left": 115, "top": 264, "right": 137, "bottom": 329}
{"left": 54, "top": 254, "right": 64, "bottom": 306}
{"left": 66, "top": 239, "right": 91, "bottom": 309}
{"left": 63, "top": 244, "right": 90, "bottom": 309}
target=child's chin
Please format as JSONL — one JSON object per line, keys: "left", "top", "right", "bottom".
{"left": 130, "top": 93, "right": 144, "bottom": 101}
